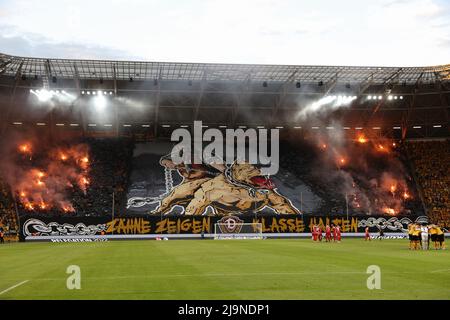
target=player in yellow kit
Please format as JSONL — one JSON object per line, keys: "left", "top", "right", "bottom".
{"left": 429, "top": 225, "right": 446, "bottom": 250}
{"left": 408, "top": 223, "right": 414, "bottom": 250}
{"left": 411, "top": 224, "right": 421, "bottom": 250}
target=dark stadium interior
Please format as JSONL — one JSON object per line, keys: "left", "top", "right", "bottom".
{"left": 0, "top": 53, "right": 449, "bottom": 238}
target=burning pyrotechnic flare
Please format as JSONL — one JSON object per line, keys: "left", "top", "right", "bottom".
{"left": 383, "top": 207, "right": 396, "bottom": 215}
{"left": 19, "top": 143, "right": 32, "bottom": 154}
{"left": 357, "top": 135, "right": 368, "bottom": 144}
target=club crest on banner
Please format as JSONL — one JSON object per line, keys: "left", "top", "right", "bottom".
{"left": 217, "top": 216, "right": 244, "bottom": 233}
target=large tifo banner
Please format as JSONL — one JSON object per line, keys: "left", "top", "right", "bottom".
{"left": 20, "top": 214, "right": 428, "bottom": 240}
{"left": 125, "top": 141, "right": 320, "bottom": 215}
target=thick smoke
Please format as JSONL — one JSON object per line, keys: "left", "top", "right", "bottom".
{"left": 0, "top": 131, "right": 90, "bottom": 213}
{"left": 307, "top": 123, "right": 414, "bottom": 215}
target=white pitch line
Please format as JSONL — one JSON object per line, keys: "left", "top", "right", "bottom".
{"left": 0, "top": 280, "right": 29, "bottom": 296}
{"left": 430, "top": 269, "right": 450, "bottom": 273}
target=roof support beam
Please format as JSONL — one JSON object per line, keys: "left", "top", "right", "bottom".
{"left": 153, "top": 68, "right": 162, "bottom": 137}
{"left": 383, "top": 68, "right": 403, "bottom": 89}
{"left": 358, "top": 72, "right": 375, "bottom": 95}
{"left": 1, "top": 61, "right": 23, "bottom": 136}
{"left": 270, "top": 69, "right": 299, "bottom": 126}
{"left": 231, "top": 72, "right": 252, "bottom": 127}
{"left": 193, "top": 70, "right": 208, "bottom": 120}
{"left": 72, "top": 62, "right": 86, "bottom": 137}
{"left": 401, "top": 72, "right": 424, "bottom": 139}
{"left": 113, "top": 64, "right": 119, "bottom": 137}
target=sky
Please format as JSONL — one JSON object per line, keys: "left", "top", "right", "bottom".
{"left": 0, "top": 0, "right": 449, "bottom": 67}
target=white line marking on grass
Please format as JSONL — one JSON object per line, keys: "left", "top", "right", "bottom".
{"left": 430, "top": 269, "right": 450, "bottom": 273}
{"left": 0, "top": 280, "right": 29, "bottom": 296}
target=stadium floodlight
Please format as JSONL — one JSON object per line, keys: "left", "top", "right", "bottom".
{"left": 367, "top": 95, "right": 372, "bottom": 100}
{"left": 98, "top": 90, "right": 103, "bottom": 95}
{"left": 394, "top": 96, "right": 398, "bottom": 100}
{"left": 87, "top": 91, "right": 91, "bottom": 95}
{"left": 94, "top": 95, "right": 106, "bottom": 109}
{"left": 109, "top": 92, "right": 113, "bottom": 95}
{"left": 388, "top": 95, "right": 393, "bottom": 100}
{"left": 400, "top": 96, "right": 403, "bottom": 99}
{"left": 81, "top": 91, "right": 85, "bottom": 95}
{"left": 37, "top": 89, "right": 52, "bottom": 102}
{"left": 433, "top": 125, "right": 442, "bottom": 128}
{"left": 92, "top": 91, "right": 97, "bottom": 95}
{"left": 378, "top": 96, "right": 382, "bottom": 100}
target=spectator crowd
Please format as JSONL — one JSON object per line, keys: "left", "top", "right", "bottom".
{"left": 407, "top": 140, "right": 450, "bottom": 229}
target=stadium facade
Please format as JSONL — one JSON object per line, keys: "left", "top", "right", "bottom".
{"left": 0, "top": 53, "right": 448, "bottom": 139}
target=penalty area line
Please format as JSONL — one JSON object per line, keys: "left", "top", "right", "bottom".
{"left": 0, "top": 280, "right": 29, "bottom": 296}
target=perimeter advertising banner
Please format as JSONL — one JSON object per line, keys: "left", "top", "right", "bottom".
{"left": 20, "top": 214, "right": 428, "bottom": 240}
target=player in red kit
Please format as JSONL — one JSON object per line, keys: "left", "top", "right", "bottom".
{"left": 334, "top": 225, "right": 342, "bottom": 242}
{"left": 365, "top": 226, "right": 371, "bottom": 241}
{"left": 317, "top": 225, "right": 323, "bottom": 242}
{"left": 311, "top": 225, "right": 317, "bottom": 241}
{"left": 325, "top": 224, "right": 332, "bottom": 242}
{"left": 313, "top": 225, "right": 321, "bottom": 241}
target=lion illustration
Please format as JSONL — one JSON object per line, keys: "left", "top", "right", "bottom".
{"left": 152, "top": 155, "right": 225, "bottom": 214}
{"left": 154, "top": 161, "right": 301, "bottom": 216}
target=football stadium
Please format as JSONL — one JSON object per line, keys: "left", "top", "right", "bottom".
{"left": 0, "top": 0, "right": 449, "bottom": 304}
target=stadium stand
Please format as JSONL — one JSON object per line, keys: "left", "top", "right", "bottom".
{"left": 71, "top": 138, "right": 134, "bottom": 217}
{"left": 407, "top": 140, "right": 450, "bottom": 228}
{"left": 0, "top": 179, "right": 19, "bottom": 240}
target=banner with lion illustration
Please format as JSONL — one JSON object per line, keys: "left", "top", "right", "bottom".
{"left": 126, "top": 141, "right": 315, "bottom": 215}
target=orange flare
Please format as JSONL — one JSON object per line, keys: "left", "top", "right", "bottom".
{"left": 357, "top": 136, "right": 367, "bottom": 144}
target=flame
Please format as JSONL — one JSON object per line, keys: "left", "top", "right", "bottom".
{"left": 19, "top": 143, "right": 32, "bottom": 154}
{"left": 25, "top": 203, "right": 34, "bottom": 210}
{"left": 357, "top": 135, "right": 368, "bottom": 144}
{"left": 14, "top": 143, "right": 90, "bottom": 213}
{"left": 39, "top": 201, "right": 47, "bottom": 210}
{"left": 390, "top": 184, "right": 396, "bottom": 193}
{"left": 383, "top": 207, "right": 396, "bottom": 215}
{"left": 60, "top": 202, "right": 75, "bottom": 213}
{"left": 403, "top": 192, "right": 410, "bottom": 199}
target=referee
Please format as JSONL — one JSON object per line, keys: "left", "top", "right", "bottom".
{"left": 420, "top": 223, "right": 429, "bottom": 250}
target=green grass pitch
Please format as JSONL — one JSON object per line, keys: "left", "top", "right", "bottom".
{"left": 0, "top": 238, "right": 449, "bottom": 300}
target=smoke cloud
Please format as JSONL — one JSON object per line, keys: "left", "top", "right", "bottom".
{"left": 0, "top": 131, "right": 90, "bottom": 213}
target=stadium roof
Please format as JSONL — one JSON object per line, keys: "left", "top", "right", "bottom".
{"left": 1, "top": 53, "right": 449, "bottom": 84}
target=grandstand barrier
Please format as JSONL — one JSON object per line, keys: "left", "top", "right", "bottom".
{"left": 19, "top": 214, "right": 432, "bottom": 241}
